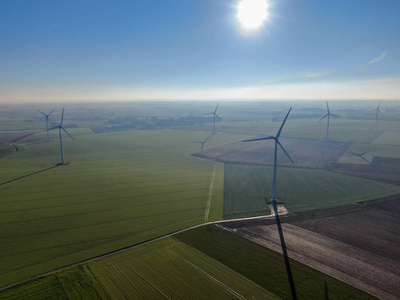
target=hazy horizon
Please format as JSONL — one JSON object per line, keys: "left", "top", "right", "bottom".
{"left": 1, "top": 1, "right": 400, "bottom": 103}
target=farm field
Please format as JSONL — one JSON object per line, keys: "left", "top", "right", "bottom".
{"left": 0, "top": 238, "right": 277, "bottom": 299}
{"left": 226, "top": 197, "right": 400, "bottom": 299}
{"left": 0, "top": 128, "right": 248, "bottom": 287}
{"left": 0, "top": 225, "right": 377, "bottom": 300}
{"left": 371, "top": 131, "right": 400, "bottom": 145}
{"left": 88, "top": 238, "right": 276, "bottom": 299}
{"left": 219, "top": 118, "right": 388, "bottom": 143}
{"left": 175, "top": 225, "right": 375, "bottom": 300}
{"left": 223, "top": 163, "right": 400, "bottom": 219}
{"left": 1, "top": 101, "right": 400, "bottom": 297}
{"left": 195, "top": 137, "right": 352, "bottom": 168}
{"left": 0, "top": 144, "right": 14, "bottom": 159}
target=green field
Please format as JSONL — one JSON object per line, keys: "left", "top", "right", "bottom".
{"left": 371, "top": 131, "right": 400, "bottom": 145}
{"left": 0, "top": 144, "right": 14, "bottom": 159}
{"left": 0, "top": 238, "right": 277, "bottom": 299}
{"left": 0, "top": 129, "right": 248, "bottom": 287}
{"left": 224, "top": 163, "right": 400, "bottom": 219}
{"left": 175, "top": 225, "right": 375, "bottom": 300}
{"left": 1, "top": 102, "right": 399, "bottom": 297}
{"left": 220, "top": 118, "right": 388, "bottom": 143}
{"left": 1, "top": 227, "right": 375, "bottom": 300}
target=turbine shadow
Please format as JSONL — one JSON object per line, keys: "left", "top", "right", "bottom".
{"left": 0, "top": 165, "right": 59, "bottom": 186}
{"left": 270, "top": 200, "right": 297, "bottom": 300}
{"left": 194, "top": 132, "right": 215, "bottom": 151}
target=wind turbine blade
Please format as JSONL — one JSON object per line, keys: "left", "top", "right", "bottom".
{"left": 318, "top": 114, "right": 328, "bottom": 122}
{"left": 330, "top": 114, "right": 341, "bottom": 118}
{"left": 326, "top": 101, "right": 330, "bottom": 114}
{"left": 243, "top": 136, "right": 275, "bottom": 142}
{"left": 48, "top": 125, "right": 59, "bottom": 131}
{"left": 38, "top": 110, "right": 47, "bottom": 116}
{"left": 214, "top": 103, "right": 219, "bottom": 113}
{"left": 61, "top": 108, "right": 65, "bottom": 126}
{"left": 48, "top": 109, "right": 55, "bottom": 116}
{"left": 215, "top": 113, "right": 221, "bottom": 120}
{"left": 276, "top": 107, "right": 292, "bottom": 138}
{"left": 277, "top": 140, "right": 294, "bottom": 164}
{"left": 61, "top": 127, "right": 75, "bottom": 141}
{"left": 377, "top": 101, "right": 381, "bottom": 110}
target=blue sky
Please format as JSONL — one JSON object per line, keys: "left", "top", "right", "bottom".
{"left": 1, "top": 0, "right": 400, "bottom": 102}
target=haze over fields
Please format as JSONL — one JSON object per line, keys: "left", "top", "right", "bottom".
{"left": 1, "top": 0, "right": 400, "bottom": 298}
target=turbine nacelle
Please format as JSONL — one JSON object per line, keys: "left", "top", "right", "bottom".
{"left": 243, "top": 107, "right": 294, "bottom": 164}
{"left": 39, "top": 109, "right": 55, "bottom": 141}
{"left": 319, "top": 101, "right": 340, "bottom": 140}
{"left": 368, "top": 101, "right": 383, "bottom": 126}
{"left": 205, "top": 103, "right": 220, "bottom": 134}
{"left": 48, "top": 108, "right": 75, "bottom": 165}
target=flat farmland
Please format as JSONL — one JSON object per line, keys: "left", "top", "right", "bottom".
{"left": 0, "top": 144, "right": 14, "bottom": 159}
{"left": 371, "top": 131, "right": 400, "bottom": 145}
{"left": 223, "top": 163, "right": 400, "bottom": 219}
{"left": 176, "top": 225, "right": 375, "bottom": 300}
{"left": 219, "top": 118, "right": 385, "bottom": 143}
{"left": 0, "top": 129, "right": 243, "bottom": 287}
{"left": 195, "top": 137, "right": 351, "bottom": 168}
{"left": 228, "top": 197, "right": 400, "bottom": 299}
{"left": 88, "top": 238, "right": 276, "bottom": 299}
{"left": 0, "top": 238, "right": 277, "bottom": 299}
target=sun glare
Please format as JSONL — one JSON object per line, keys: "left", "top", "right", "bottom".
{"left": 237, "top": 0, "right": 269, "bottom": 29}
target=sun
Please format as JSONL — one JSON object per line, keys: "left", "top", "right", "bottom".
{"left": 237, "top": 0, "right": 269, "bottom": 29}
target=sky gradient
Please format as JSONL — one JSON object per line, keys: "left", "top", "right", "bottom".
{"left": 1, "top": 0, "right": 400, "bottom": 103}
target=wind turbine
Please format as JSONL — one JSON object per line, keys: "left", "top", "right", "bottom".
{"left": 319, "top": 101, "right": 340, "bottom": 140}
{"left": 49, "top": 108, "right": 75, "bottom": 165}
{"left": 38, "top": 109, "right": 55, "bottom": 141}
{"left": 206, "top": 103, "right": 220, "bottom": 134}
{"left": 369, "top": 101, "right": 383, "bottom": 126}
{"left": 243, "top": 107, "right": 297, "bottom": 300}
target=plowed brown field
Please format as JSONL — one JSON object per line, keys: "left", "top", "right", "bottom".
{"left": 223, "top": 197, "right": 400, "bottom": 299}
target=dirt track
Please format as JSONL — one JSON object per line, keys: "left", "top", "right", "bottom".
{"left": 225, "top": 198, "right": 400, "bottom": 299}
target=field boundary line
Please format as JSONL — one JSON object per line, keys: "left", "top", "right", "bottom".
{"left": 168, "top": 250, "right": 246, "bottom": 300}
{"left": 205, "top": 164, "right": 217, "bottom": 222}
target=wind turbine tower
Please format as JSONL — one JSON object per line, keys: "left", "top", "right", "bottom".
{"left": 319, "top": 101, "right": 340, "bottom": 140}
{"left": 206, "top": 103, "right": 220, "bottom": 134}
{"left": 370, "top": 101, "right": 383, "bottom": 126}
{"left": 243, "top": 107, "right": 297, "bottom": 300}
{"left": 38, "top": 109, "right": 55, "bottom": 141}
{"left": 49, "top": 108, "right": 75, "bottom": 165}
